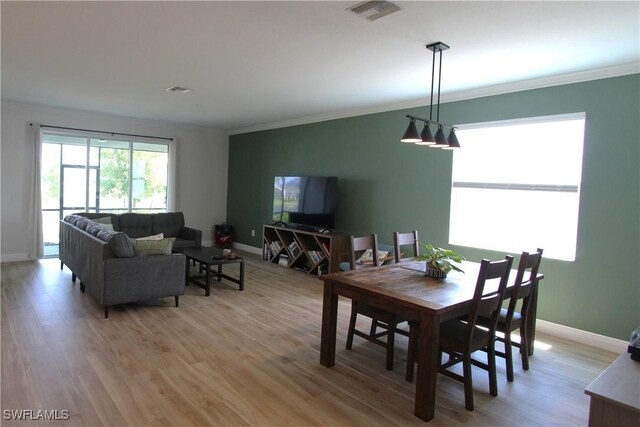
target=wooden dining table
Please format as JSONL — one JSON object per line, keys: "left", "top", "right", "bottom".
{"left": 319, "top": 260, "right": 543, "bottom": 422}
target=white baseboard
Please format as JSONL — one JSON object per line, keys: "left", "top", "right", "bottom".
{"left": 232, "top": 242, "right": 262, "bottom": 255}
{"left": 0, "top": 253, "right": 30, "bottom": 263}
{"left": 536, "top": 319, "right": 627, "bottom": 354}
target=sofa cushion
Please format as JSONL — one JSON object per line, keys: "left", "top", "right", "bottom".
{"left": 133, "top": 237, "right": 176, "bottom": 256}
{"left": 152, "top": 212, "right": 184, "bottom": 238}
{"left": 172, "top": 237, "right": 198, "bottom": 249}
{"left": 136, "top": 233, "right": 164, "bottom": 241}
{"left": 109, "top": 232, "right": 135, "bottom": 258}
{"left": 117, "top": 213, "right": 153, "bottom": 238}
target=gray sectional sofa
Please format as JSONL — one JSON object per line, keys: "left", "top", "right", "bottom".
{"left": 60, "top": 212, "right": 202, "bottom": 318}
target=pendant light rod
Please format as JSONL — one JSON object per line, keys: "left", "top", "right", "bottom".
{"left": 436, "top": 49, "right": 443, "bottom": 122}
{"left": 429, "top": 45, "right": 436, "bottom": 122}
{"left": 426, "top": 42, "right": 448, "bottom": 122}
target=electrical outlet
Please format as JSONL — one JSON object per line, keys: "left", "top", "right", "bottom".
{"left": 251, "top": 229, "right": 255, "bottom": 237}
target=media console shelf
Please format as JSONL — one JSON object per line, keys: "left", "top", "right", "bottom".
{"left": 263, "top": 224, "right": 345, "bottom": 276}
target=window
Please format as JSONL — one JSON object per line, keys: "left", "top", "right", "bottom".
{"left": 40, "top": 130, "right": 173, "bottom": 257}
{"left": 448, "top": 113, "right": 586, "bottom": 261}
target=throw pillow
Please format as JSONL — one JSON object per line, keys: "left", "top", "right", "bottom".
{"left": 133, "top": 237, "right": 175, "bottom": 256}
{"left": 76, "top": 219, "right": 89, "bottom": 230}
{"left": 136, "top": 232, "right": 164, "bottom": 241}
{"left": 63, "top": 214, "right": 81, "bottom": 225}
{"left": 99, "top": 223, "right": 114, "bottom": 231}
{"left": 93, "top": 216, "right": 112, "bottom": 225}
{"left": 85, "top": 223, "right": 103, "bottom": 236}
{"left": 109, "top": 232, "right": 135, "bottom": 258}
{"left": 96, "top": 229, "right": 114, "bottom": 243}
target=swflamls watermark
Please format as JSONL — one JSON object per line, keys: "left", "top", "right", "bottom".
{"left": 3, "top": 409, "right": 70, "bottom": 421}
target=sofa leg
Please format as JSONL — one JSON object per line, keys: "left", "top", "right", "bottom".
{"left": 72, "top": 273, "right": 76, "bottom": 283}
{"left": 175, "top": 296, "right": 179, "bottom": 307}
{"left": 80, "top": 282, "right": 85, "bottom": 292}
{"left": 104, "top": 306, "right": 110, "bottom": 319}
{"left": 60, "top": 261, "right": 63, "bottom": 270}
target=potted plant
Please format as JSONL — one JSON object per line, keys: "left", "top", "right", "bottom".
{"left": 415, "top": 243, "right": 465, "bottom": 278}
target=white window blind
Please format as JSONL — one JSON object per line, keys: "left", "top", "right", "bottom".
{"left": 449, "top": 113, "right": 586, "bottom": 261}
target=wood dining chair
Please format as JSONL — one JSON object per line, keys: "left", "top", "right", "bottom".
{"left": 405, "top": 256, "right": 513, "bottom": 411}
{"left": 393, "top": 230, "right": 419, "bottom": 263}
{"left": 476, "top": 248, "right": 543, "bottom": 382}
{"left": 345, "top": 234, "right": 408, "bottom": 371}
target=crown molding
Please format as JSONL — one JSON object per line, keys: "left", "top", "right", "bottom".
{"left": 228, "top": 62, "right": 639, "bottom": 136}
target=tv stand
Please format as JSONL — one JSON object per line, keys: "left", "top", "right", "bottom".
{"left": 263, "top": 224, "right": 345, "bottom": 276}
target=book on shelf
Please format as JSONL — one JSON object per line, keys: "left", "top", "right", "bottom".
{"left": 307, "top": 250, "right": 323, "bottom": 264}
{"left": 356, "top": 249, "right": 389, "bottom": 267}
{"left": 269, "top": 240, "right": 283, "bottom": 255}
{"left": 278, "top": 254, "right": 289, "bottom": 267}
{"left": 288, "top": 240, "right": 301, "bottom": 257}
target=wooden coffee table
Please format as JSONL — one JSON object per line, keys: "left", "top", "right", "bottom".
{"left": 174, "top": 247, "right": 244, "bottom": 296}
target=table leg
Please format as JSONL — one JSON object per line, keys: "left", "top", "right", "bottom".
{"left": 415, "top": 312, "right": 439, "bottom": 422}
{"left": 320, "top": 281, "right": 338, "bottom": 368}
{"left": 217, "top": 263, "right": 222, "bottom": 282}
{"left": 205, "top": 262, "right": 211, "bottom": 296}
{"left": 239, "top": 260, "right": 244, "bottom": 291}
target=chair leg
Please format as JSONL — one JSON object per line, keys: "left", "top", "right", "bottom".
{"left": 463, "top": 354, "right": 474, "bottom": 411}
{"left": 385, "top": 320, "right": 395, "bottom": 371}
{"left": 370, "top": 319, "right": 379, "bottom": 337}
{"left": 520, "top": 324, "right": 530, "bottom": 371}
{"left": 488, "top": 342, "right": 498, "bottom": 397}
{"left": 504, "top": 331, "right": 515, "bottom": 382}
{"left": 346, "top": 301, "right": 358, "bottom": 350}
{"left": 175, "top": 296, "right": 179, "bottom": 307}
{"left": 104, "top": 306, "right": 110, "bottom": 319}
{"left": 405, "top": 323, "right": 417, "bottom": 382}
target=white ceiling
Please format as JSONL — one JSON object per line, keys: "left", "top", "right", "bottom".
{"left": 2, "top": 1, "right": 639, "bottom": 133}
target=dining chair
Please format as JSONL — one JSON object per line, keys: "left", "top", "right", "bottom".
{"left": 345, "top": 234, "right": 408, "bottom": 371}
{"left": 406, "top": 256, "right": 513, "bottom": 411}
{"left": 476, "top": 248, "right": 543, "bottom": 382}
{"left": 393, "top": 230, "right": 419, "bottom": 263}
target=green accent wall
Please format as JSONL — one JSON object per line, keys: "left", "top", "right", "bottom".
{"left": 228, "top": 74, "right": 640, "bottom": 340}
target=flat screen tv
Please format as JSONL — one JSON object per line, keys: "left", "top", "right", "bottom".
{"left": 272, "top": 176, "right": 337, "bottom": 230}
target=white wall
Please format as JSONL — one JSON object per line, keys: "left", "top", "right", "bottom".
{"left": 1, "top": 101, "right": 228, "bottom": 261}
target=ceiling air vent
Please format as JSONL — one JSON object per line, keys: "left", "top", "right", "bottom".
{"left": 166, "top": 86, "right": 192, "bottom": 93}
{"left": 348, "top": 1, "right": 400, "bottom": 21}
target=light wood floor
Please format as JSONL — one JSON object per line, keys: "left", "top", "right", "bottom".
{"left": 1, "top": 254, "right": 617, "bottom": 426}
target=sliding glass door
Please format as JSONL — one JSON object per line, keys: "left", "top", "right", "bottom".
{"left": 41, "top": 131, "right": 171, "bottom": 257}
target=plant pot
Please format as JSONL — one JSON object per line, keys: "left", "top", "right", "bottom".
{"left": 425, "top": 263, "right": 447, "bottom": 278}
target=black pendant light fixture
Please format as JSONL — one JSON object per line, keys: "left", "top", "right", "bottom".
{"left": 400, "top": 41, "right": 460, "bottom": 149}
